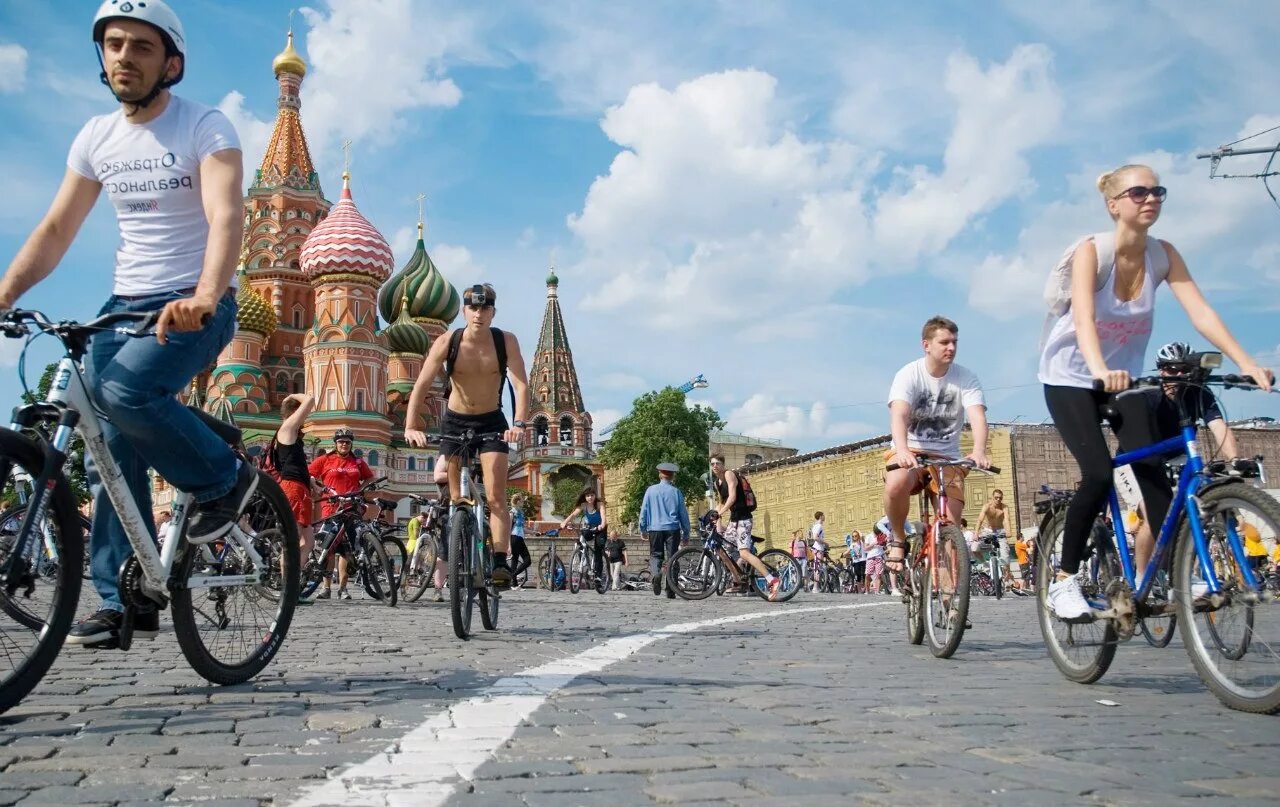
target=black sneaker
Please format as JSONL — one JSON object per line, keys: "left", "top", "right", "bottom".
{"left": 66, "top": 608, "right": 159, "bottom": 648}
{"left": 315, "top": 589, "right": 331, "bottom": 600}
{"left": 491, "top": 557, "right": 513, "bottom": 588}
{"left": 187, "top": 462, "right": 259, "bottom": 544}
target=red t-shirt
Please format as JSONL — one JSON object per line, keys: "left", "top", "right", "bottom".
{"left": 309, "top": 453, "right": 374, "bottom": 517}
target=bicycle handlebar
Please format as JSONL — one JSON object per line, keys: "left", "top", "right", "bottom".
{"left": 885, "top": 458, "right": 1001, "bottom": 474}
{"left": 1, "top": 308, "right": 162, "bottom": 341}
{"left": 1092, "top": 373, "right": 1276, "bottom": 393}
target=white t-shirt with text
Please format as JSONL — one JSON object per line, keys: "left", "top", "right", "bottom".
{"left": 887, "top": 358, "right": 985, "bottom": 459}
{"left": 67, "top": 95, "right": 240, "bottom": 296}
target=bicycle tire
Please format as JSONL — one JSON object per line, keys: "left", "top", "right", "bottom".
{"left": 753, "top": 549, "right": 802, "bottom": 603}
{"left": 537, "top": 552, "right": 565, "bottom": 591}
{"left": 448, "top": 508, "right": 475, "bottom": 639}
{"left": 970, "top": 570, "right": 994, "bottom": 598}
{"left": 595, "top": 561, "right": 609, "bottom": 594}
{"left": 906, "top": 566, "right": 925, "bottom": 645}
{"left": 478, "top": 538, "right": 499, "bottom": 631}
{"left": 992, "top": 558, "right": 1004, "bottom": 600}
{"left": 1035, "top": 512, "right": 1118, "bottom": 685}
{"left": 924, "top": 525, "right": 969, "bottom": 659}
{"left": 170, "top": 471, "right": 299, "bottom": 686}
{"left": 0, "top": 429, "right": 82, "bottom": 715}
{"left": 403, "top": 536, "right": 438, "bottom": 603}
{"left": 568, "top": 548, "right": 584, "bottom": 594}
{"left": 355, "top": 530, "right": 397, "bottom": 606}
{"left": 381, "top": 534, "right": 408, "bottom": 593}
{"left": 668, "top": 547, "right": 719, "bottom": 600}
{"left": 1138, "top": 563, "right": 1177, "bottom": 649}
{"left": 1174, "top": 483, "right": 1280, "bottom": 714}
{"left": 0, "top": 506, "right": 91, "bottom": 583}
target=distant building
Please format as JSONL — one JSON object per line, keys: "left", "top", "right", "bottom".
{"left": 710, "top": 430, "right": 797, "bottom": 468}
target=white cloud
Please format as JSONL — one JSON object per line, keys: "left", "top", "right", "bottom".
{"left": 431, "top": 243, "right": 482, "bottom": 287}
{"left": 595, "top": 372, "right": 647, "bottom": 391}
{"left": 217, "top": 91, "right": 274, "bottom": 185}
{"left": 726, "top": 394, "right": 873, "bottom": 446}
{"left": 297, "top": 0, "right": 466, "bottom": 160}
{"left": 591, "top": 407, "right": 624, "bottom": 431}
{"left": 0, "top": 44, "right": 27, "bottom": 94}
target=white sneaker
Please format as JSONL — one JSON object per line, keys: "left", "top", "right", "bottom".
{"left": 890, "top": 587, "right": 902, "bottom": 597}
{"left": 1048, "top": 576, "right": 1093, "bottom": 620}
{"left": 1191, "top": 581, "right": 1210, "bottom": 599}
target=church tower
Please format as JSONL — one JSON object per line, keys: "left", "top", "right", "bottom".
{"left": 241, "top": 30, "right": 329, "bottom": 413}
{"left": 299, "top": 169, "right": 394, "bottom": 447}
{"left": 510, "top": 269, "right": 601, "bottom": 521}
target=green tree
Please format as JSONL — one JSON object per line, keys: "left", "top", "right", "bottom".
{"left": 9, "top": 363, "right": 92, "bottom": 506}
{"left": 597, "top": 387, "right": 724, "bottom": 526}
{"left": 550, "top": 477, "right": 582, "bottom": 519}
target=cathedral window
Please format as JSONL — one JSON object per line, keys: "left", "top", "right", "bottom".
{"left": 292, "top": 305, "right": 304, "bottom": 329}
{"left": 408, "top": 457, "right": 416, "bottom": 471}
{"left": 559, "top": 416, "right": 574, "bottom": 446}
{"left": 367, "top": 450, "right": 378, "bottom": 467}
{"left": 533, "top": 417, "right": 549, "bottom": 447}
{"left": 355, "top": 390, "right": 365, "bottom": 411}
{"left": 286, "top": 209, "right": 297, "bottom": 219}
{"left": 276, "top": 372, "right": 288, "bottom": 392}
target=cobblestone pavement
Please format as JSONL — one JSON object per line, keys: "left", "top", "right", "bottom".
{"left": 2, "top": 587, "right": 1277, "bottom": 806}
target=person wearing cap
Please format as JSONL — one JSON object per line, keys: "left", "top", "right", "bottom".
{"left": 639, "top": 462, "right": 691, "bottom": 598}
{"left": 308, "top": 429, "right": 374, "bottom": 599}
{"left": 0, "top": 1, "right": 251, "bottom": 648}
{"left": 405, "top": 283, "right": 530, "bottom": 587}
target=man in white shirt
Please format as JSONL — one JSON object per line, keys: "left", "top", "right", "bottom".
{"left": 0, "top": 1, "right": 248, "bottom": 648}
{"left": 882, "top": 316, "right": 990, "bottom": 572}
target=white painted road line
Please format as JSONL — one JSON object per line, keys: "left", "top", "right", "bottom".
{"left": 287, "top": 601, "right": 896, "bottom": 807}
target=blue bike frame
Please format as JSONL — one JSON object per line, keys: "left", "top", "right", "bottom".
{"left": 1105, "top": 424, "right": 1260, "bottom": 601}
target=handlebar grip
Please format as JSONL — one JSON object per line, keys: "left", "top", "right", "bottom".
{"left": 1092, "top": 379, "right": 1106, "bottom": 392}
{"left": 987, "top": 465, "right": 1002, "bottom": 474}
{"left": 885, "top": 463, "right": 901, "bottom": 472}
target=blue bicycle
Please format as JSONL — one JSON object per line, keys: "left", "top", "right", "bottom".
{"left": 1035, "top": 352, "right": 1280, "bottom": 713}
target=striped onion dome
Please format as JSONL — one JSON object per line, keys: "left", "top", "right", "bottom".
{"left": 378, "top": 227, "right": 460, "bottom": 324}
{"left": 382, "top": 295, "right": 431, "bottom": 355}
{"left": 235, "top": 266, "right": 277, "bottom": 337}
{"left": 299, "top": 174, "right": 393, "bottom": 284}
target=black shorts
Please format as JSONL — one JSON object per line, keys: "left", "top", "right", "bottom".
{"left": 440, "top": 408, "right": 510, "bottom": 457}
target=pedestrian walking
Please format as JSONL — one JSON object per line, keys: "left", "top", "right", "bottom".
{"left": 639, "top": 462, "right": 690, "bottom": 598}
{"left": 605, "top": 530, "right": 628, "bottom": 591}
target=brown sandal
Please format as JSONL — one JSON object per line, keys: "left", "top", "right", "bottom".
{"left": 885, "top": 539, "right": 908, "bottom": 572}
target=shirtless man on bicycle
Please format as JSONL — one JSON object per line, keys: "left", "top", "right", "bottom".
{"left": 404, "top": 283, "right": 529, "bottom": 586}
{"left": 883, "top": 316, "right": 991, "bottom": 573}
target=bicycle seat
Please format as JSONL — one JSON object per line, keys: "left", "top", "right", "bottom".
{"left": 375, "top": 497, "right": 397, "bottom": 511}
{"left": 187, "top": 405, "right": 242, "bottom": 447}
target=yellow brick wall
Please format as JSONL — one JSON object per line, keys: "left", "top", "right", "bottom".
{"left": 746, "top": 428, "right": 1015, "bottom": 553}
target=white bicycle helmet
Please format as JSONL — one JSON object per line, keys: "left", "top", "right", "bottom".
{"left": 1156, "top": 341, "right": 1193, "bottom": 365}
{"left": 93, "top": 0, "right": 186, "bottom": 102}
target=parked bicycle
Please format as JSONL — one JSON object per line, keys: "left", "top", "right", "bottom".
{"left": 1035, "top": 356, "right": 1280, "bottom": 713}
{"left": 402, "top": 494, "right": 445, "bottom": 603}
{"left": 0, "top": 309, "right": 299, "bottom": 715}
{"left": 536, "top": 529, "right": 567, "bottom": 592}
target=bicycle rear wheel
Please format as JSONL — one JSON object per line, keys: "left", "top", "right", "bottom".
{"left": 991, "top": 558, "right": 1004, "bottom": 600}
{"left": 0, "top": 430, "right": 82, "bottom": 715}
{"left": 1138, "top": 564, "right": 1177, "bottom": 649}
{"left": 924, "top": 525, "right": 969, "bottom": 659}
{"left": 403, "top": 537, "right": 438, "bottom": 603}
{"left": 537, "top": 552, "right": 565, "bottom": 591}
{"left": 668, "top": 547, "right": 720, "bottom": 600}
{"left": 753, "top": 549, "right": 802, "bottom": 603}
{"left": 381, "top": 534, "right": 407, "bottom": 593}
{"left": 1035, "top": 512, "right": 1119, "bottom": 684}
{"left": 1175, "top": 483, "right": 1280, "bottom": 714}
{"left": 357, "top": 530, "right": 397, "bottom": 606}
{"left": 171, "top": 471, "right": 299, "bottom": 685}
{"left": 449, "top": 509, "right": 476, "bottom": 639}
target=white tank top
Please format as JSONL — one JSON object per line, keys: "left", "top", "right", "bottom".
{"left": 1038, "top": 257, "right": 1158, "bottom": 389}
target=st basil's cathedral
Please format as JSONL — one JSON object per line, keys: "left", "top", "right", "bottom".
{"left": 155, "top": 31, "right": 601, "bottom": 521}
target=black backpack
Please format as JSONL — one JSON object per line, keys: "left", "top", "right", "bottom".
{"left": 443, "top": 327, "right": 516, "bottom": 414}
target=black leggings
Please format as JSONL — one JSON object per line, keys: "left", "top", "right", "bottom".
{"left": 509, "top": 534, "right": 531, "bottom": 577}
{"left": 1044, "top": 385, "right": 1173, "bottom": 575}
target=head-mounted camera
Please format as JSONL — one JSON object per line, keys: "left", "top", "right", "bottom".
{"left": 463, "top": 284, "right": 493, "bottom": 307}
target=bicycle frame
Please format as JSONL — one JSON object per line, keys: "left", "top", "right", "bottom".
{"left": 8, "top": 355, "right": 265, "bottom": 601}
{"left": 1103, "top": 423, "right": 1259, "bottom": 601}
{"left": 452, "top": 454, "right": 489, "bottom": 577}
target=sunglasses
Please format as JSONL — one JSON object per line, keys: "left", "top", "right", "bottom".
{"left": 1113, "top": 185, "right": 1167, "bottom": 203}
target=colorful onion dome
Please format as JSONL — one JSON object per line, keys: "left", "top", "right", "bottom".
{"left": 299, "top": 174, "right": 394, "bottom": 283}
{"left": 378, "top": 225, "right": 460, "bottom": 324}
{"left": 272, "top": 31, "right": 307, "bottom": 77}
{"left": 382, "top": 295, "right": 431, "bottom": 355}
{"left": 235, "top": 266, "right": 277, "bottom": 337}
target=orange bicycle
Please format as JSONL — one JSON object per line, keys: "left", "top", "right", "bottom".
{"left": 886, "top": 457, "right": 1000, "bottom": 658}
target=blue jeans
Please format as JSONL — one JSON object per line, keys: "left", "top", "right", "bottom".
{"left": 83, "top": 290, "right": 238, "bottom": 610}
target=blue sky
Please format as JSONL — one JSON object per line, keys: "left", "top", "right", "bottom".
{"left": 0, "top": 0, "right": 1277, "bottom": 451}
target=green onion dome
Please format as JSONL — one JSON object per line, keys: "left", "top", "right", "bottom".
{"left": 235, "top": 267, "right": 278, "bottom": 337}
{"left": 382, "top": 296, "right": 431, "bottom": 355}
{"left": 378, "top": 230, "right": 460, "bottom": 325}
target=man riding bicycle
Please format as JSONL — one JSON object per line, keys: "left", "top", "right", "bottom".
{"left": 710, "top": 453, "right": 781, "bottom": 600}
{"left": 404, "top": 283, "right": 529, "bottom": 586}
{"left": 883, "top": 316, "right": 991, "bottom": 573}
{"left": 0, "top": 1, "right": 252, "bottom": 648}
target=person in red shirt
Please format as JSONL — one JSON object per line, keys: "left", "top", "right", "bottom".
{"left": 308, "top": 428, "right": 373, "bottom": 599}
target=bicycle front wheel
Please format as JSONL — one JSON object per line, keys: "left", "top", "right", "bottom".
{"left": 1175, "top": 483, "right": 1280, "bottom": 714}
{"left": 478, "top": 539, "right": 499, "bottom": 631}
{"left": 906, "top": 566, "right": 925, "bottom": 645}
{"left": 568, "top": 549, "right": 584, "bottom": 594}
{"left": 171, "top": 471, "right": 299, "bottom": 686}
{"left": 381, "top": 534, "right": 407, "bottom": 593}
{"left": 753, "top": 549, "right": 802, "bottom": 603}
{"left": 356, "top": 531, "right": 397, "bottom": 606}
{"left": 924, "top": 525, "right": 969, "bottom": 659}
{"left": 1035, "top": 513, "right": 1118, "bottom": 684}
{"left": 448, "top": 509, "right": 475, "bottom": 639}
{"left": 667, "top": 547, "right": 719, "bottom": 600}
{"left": 0, "top": 429, "right": 82, "bottom": 715}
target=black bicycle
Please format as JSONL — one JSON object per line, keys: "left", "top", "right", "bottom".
{"left": 303, "top": 478, "right": 397, "bottom": 606}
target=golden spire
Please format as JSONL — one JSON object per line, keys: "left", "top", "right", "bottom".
{"left": 416, "top": 193, "right": 426, "bottom": 240}
{"left": 272, "top": 20, "right": 307, "bottom": 78}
